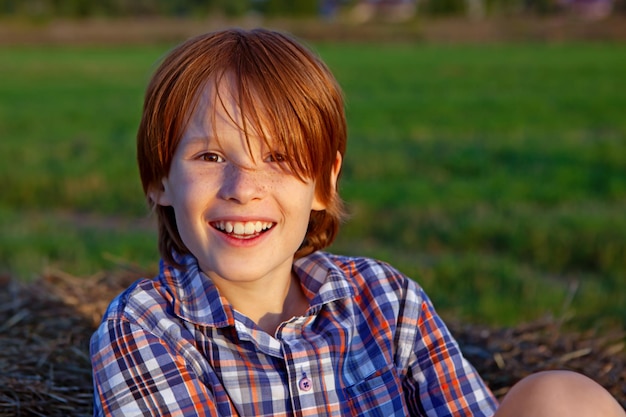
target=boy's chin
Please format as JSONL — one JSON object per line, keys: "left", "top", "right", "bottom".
{"left": 198, "top": 260, "right": 292, "bottom": 285}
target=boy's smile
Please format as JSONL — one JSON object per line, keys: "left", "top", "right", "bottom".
{"left": 151, "top": 80, "right": 337, "bottom": 292}
{"left": 212, "top": 220, "right": 274, "bottom": 239}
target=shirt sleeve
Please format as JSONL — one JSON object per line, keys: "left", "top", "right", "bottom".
{"left": 400, "top": 286, "right": 498, "bottom": 417}
{"left": 91, "top": 318, "right": 222, "bottom": 417}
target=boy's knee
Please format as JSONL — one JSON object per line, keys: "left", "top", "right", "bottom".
{"left": 495, "top": 370, "right": 625, "bottom": 417}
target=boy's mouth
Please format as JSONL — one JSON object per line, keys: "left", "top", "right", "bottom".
{"left": 212, "top": 221, "right": 274, "bottom": 238}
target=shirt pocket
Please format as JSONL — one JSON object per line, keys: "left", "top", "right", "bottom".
{"left": 344, "top": 365, "right": 408, "bottom": 416}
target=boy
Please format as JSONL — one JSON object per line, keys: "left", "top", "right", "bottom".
{"left": 91, "top": 28, "right": 625, "bottom": 416}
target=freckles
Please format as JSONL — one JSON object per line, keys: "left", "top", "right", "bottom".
{"left": 269, "top": 175, "right": 299, "bottom": 194}
{"left": 258, "top": 166, "right": 313, "bottom": 195}
{"left": 259, "top": 169, "right": 280, "bottom": 189}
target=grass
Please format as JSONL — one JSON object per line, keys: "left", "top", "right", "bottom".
{"left": 1, "top": 40, "right": 624, "bottom": 329}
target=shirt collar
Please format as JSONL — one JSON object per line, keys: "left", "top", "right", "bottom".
{"left": 159, "top": 251, "right": 354, "bottom": 327}
{"left": 293, "top": 251, "right": 354, "bottom": 310}
{"left": 158, "top": 254, "right": 235, "bottom": 328}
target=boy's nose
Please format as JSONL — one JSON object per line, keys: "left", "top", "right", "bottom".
{"left": 218, "top": 164, "right": 265, "bottom": 204}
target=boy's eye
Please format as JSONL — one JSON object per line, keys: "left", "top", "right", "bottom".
{"left": 200, "top": 153, "right": 224, "bottom": 163}
{"left": 264, "top": 152, "right": 287, "bottom": 163}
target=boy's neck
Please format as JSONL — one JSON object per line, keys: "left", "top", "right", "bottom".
{"left": 212, "top": 272, "right": 310, "bottom": 336}
{"left": 256, "top": 273, "right": 309, "bottom": 335}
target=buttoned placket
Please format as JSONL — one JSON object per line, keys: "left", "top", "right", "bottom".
{"left": 277, "top": 315, "right": 339, "bottom": 417}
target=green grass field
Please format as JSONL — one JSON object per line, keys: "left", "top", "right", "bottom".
{"left": 1, "top": 40, "right": 624, "bottom": 329}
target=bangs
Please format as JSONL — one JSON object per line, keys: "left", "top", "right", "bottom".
{"left": 151, "top": 28, "right": 344, "bottom": 187}
{"left": 211, "top": 37, "right": 334, "bottom": 182}
{"left": 207, "top": 67, "right": 312, "bottom": 182}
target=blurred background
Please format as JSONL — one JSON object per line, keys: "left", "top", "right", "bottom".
{"left": 0, "top": 0, "right": 624, "bottom": 22}
{"left": 1, "top": 0, "right": 625, "bottom": 331}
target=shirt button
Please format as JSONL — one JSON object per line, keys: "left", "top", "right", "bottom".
{"left": 299, "top": 376, "right": 312, "bottom": 391}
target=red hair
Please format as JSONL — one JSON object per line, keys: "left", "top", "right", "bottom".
{"left": 137, "top": 28, "right": 347, "bottom": 267}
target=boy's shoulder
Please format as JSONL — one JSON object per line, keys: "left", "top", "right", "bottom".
{"left": 299, "top": 251, "right": 421, "bottom": 297}
{"left": 310, "top": 250, "right": 409, "bottom": 277}
{"left": 99, "top": 275, "right": 173, "bottom": 327}
{"left": 302, "top": 252, "right": 428, "bottom": 330}
{"left": 97, "top": 256, "right": 230, "bottom": 332}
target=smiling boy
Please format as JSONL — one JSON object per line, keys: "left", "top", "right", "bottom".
{"left": 91, "top": 28, "right": 625, "bottom": 416}
{"left": 152, "top": 78, "right": 332, "bottom": 334}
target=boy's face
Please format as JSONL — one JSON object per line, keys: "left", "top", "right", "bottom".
{"left": 153, "top": 82, "right": 339, "bottom": 286}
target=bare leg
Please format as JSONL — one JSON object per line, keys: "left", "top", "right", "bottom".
{"left": 494, "top": 371, "right": 625, "bottom": 417}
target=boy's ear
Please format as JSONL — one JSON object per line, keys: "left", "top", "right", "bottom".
{"left": 148, "top": 179, "right": 172, "bottom": 207}
{"left": 329, "top": 151, "right": 342, "bottom": 191}
{"left": 312, "top": 151, "right": 342, "bottom": 211}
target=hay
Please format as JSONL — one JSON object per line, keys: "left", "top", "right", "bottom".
{"left": 0, "top": 277, "right": 94, "bottom": 417}
{"left": 1, "top": 271, "right": 624, "bottom": 416}
{"left": 0, "top": 269, "right": 140, "bottom": 417}
{"left": 448, "top": 319, "right": 626, "bottom": 403}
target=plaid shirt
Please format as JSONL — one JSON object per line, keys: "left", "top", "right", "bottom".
{"left": 91, "top": 252, "right": 497, "bottom": 416}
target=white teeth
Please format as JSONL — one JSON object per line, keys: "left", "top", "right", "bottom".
{"left": 215, "top": 221, "right": 273, "bottom": 235}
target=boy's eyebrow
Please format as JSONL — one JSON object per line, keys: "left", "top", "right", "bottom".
{"left": 181, "top": 135, "right": 216, "bottom": 146}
